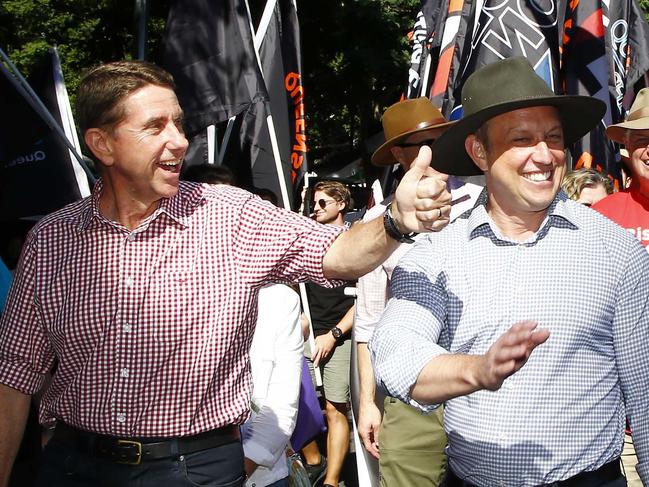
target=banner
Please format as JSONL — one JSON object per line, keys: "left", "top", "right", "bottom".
{"left": 253, "top": 0, "right": 308, "bottom": 206}
{"left": 561, "top": 0, "right": 618, "bottom": 180}
{"left": 446, "top": 0, "right": 561, "bottom": 121}
{"left": 163, "top": 0, "right": 307, "bottom": 210}
{"left": 0, "top": 48, "right": 90, "bottom": 220}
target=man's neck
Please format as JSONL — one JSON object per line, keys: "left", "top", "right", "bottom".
{"left": 486, "top": 198, "right": 549, "bottom": 242}
{"left": 98, "top": 179, "right": 162, "bottom": 231}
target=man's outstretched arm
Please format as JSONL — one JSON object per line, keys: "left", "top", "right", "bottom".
{"left": 0, "top": 384, "right": 31, "bottom": 487}
{"left": 409, "top": 321, "right": 549, "bottom": 405}
{"left": 323, "top": 146, "right": 451, "bottom": 280}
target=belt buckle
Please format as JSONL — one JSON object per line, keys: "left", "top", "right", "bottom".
{"left": 116, "top": 439, "right": 142, "bottom": 465}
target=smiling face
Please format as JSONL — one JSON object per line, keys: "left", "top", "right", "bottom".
{"left": 624, "top": 129, "right": 649, "bottom": 196}
{"left": 96, "top": 84, "right": 188, "bottom": 206}
{"left": 468, "top": 106, "right": 566, "bottom": 224}
{"left": 313, "top": 189, "right": 345, "bottom": 225}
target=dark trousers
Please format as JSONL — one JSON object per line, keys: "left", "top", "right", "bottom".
{"left": 445, "top": 462, "right": 626, "bottom": 487}
{"left": 35, "top": 436, "right": 245, "bottom": 487}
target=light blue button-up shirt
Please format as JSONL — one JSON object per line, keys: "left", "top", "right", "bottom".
{"left": 369, "top": 190, "right": 649, "bottom": 486}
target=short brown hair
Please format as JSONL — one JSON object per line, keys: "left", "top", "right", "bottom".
{"left": 313, "top": 180, "right": 351, "bottom": 213}
{"left": 76, "top": 61, "right": 175, "bottom": 135}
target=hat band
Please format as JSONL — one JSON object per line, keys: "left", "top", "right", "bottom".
{"left": 627, "top": 106, "right": 649, "bottom": 122}
{"left": 392, "top": 117, "right": 447, "bottom": 139}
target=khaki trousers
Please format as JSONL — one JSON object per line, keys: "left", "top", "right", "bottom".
{"left": 379, "top": 398, "right": 447, "bottom": 487}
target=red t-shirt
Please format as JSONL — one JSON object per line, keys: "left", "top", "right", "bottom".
{"left": 592, "top": 189, "right": 649, "bottom": 247}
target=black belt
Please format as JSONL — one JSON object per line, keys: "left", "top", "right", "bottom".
{"left": 446, "top": 460, "right": 621, "bottom": 487}
{"left": 53, "top": 422, "right": 239, "bottom": 465}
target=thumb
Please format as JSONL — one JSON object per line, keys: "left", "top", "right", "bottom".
{"left": 408, "top": 145, "right": 433, "bottom": 175}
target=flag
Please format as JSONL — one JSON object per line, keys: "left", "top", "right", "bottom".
{"left": 405, "top": 0, "right": 444, "bottom": 99}
{"left": 561, "top": 0, "right": 649, "bottom": 185}
{"left": 0, "top": 48, "right": 90, "bottom": 221}
{"left": 163, "top": 0, "right": 307, "bottom": 210}
{"left": 253, "top": 0, "right": 308, "bottom": 206}
{"left": 445, "top": 0, "right": 562, "bottom": 121}
{"left": 561, "top": 0, "right": 617, "bottom": 181}
{"left": 163, "top": 0, "right": 265, "bottom": 134}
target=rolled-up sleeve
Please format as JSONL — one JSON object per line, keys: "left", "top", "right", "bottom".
{"left": 0, "top": 233, "right": 54, "bottom": 394}
{"left": 368, "top": 240, "right": 450, "bottom": 412}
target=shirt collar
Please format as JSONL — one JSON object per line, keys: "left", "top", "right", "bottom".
{"left": 466, "top": 189, "right": 578, "bottom": 245}
{"left": 77, "top": 179, "right": 204, "bottom": 232}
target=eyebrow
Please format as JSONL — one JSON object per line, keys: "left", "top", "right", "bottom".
{"left": 142, "top": 111, "right": 184, "bottom": 130}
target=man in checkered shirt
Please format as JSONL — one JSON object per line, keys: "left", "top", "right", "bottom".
{"left": 370, "top": 58, "right": 649, "bottom": 486}
{"left": 0, "top": 61, "right": 453, "bottom": 486}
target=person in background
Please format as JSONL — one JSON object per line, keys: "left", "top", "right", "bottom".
{"left": 561, "top": 168, "right": 614, "bottom": 206}
{"left": 302, "top": 180, "right": 356, "bottom": 487}
{"left": 592, "top": 87, "right": 649, "bottom": 487}
{"left": 182, "top": 163, "right": 236, "bottom": 185}
{"left": 243, "top": 283, "right": 303, "bottom": 487}
{"left": 355, "top": 98, "right": 481, "bottom": 487}
{"left": 593, "top": 87, "right": 649, "bottom": 250}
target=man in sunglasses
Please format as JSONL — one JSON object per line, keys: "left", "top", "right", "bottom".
{"left": 302, "top": 180, "right": 356, "bottom": 487}
{"left": 355, "top": 98, "right": 482, "bottom": 486}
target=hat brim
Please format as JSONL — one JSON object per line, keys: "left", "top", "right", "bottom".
{"left": 433, "top": 96, "right": 607, "bottom": 176}
{"left": 371, "top": 120, "right": 456, "bottom": 167}
{"left": 606, "top": 118, "right": 649, "bottom": 144}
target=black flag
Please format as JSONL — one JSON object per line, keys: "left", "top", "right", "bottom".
{"left": 0, "top": 48, "right": 90, "bottom": 220}
{"left": 163, "top": 0, "right": 304, "bottom": 209}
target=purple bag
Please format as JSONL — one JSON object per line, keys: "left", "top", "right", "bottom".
{"left": 290, "top": 358, "right": 327, "bottom": 451}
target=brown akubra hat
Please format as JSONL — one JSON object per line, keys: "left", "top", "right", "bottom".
{"left": 606, "top": 88, "right": 649, "bottom": 144}
{"left": 433, "top": 57, "right": 606, "bottom": 175}
{"left": 371, "top": 98, "right": 455, "bottom": 167}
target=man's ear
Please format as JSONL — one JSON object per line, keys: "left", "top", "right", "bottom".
{"left": 465, "top": 135, "right": 488, "bottom": 172}
{"left": 84, "top": 128, "right": 114, "bottom": 167}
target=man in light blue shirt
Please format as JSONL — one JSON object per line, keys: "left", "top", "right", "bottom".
{"left": 370, "top": 57, "right": 649, "bottom": 486}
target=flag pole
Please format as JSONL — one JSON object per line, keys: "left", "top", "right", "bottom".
{"left": 0, "top": 47, "right": 95, "bottom": 183}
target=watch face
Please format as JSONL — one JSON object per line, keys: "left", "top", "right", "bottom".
{"left": 331, "top": 327, "right": 343, "bottom": 339}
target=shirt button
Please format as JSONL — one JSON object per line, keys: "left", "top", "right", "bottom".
{"left": 123, "top": 323, "right": 133, "bottom": 332}
{"left": 120, "top": 368, "right": 129, "bottom": 378}
{"left": 125, "top": 276, "right": 134, "bottom": 287}
{"left": 505, "top": 381, "right": 514, "bottom": 390}
{"left": 499, "top": 432, "right": 506, "bottom": 441}
{"left": 117, "top": 412, "right": 126, "bottom": 423}
{"left": 126, "top": 233, "right": 136, "bottom": 242}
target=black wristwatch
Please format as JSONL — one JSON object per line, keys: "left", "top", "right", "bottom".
{"left": 331, "top": 326, "right": 344, "bottom": 344}
{"left": 383, "top": 203, "right": 417, "bottom": 244}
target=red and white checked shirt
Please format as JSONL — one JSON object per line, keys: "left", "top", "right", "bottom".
{"left": 0, "top": 181, "right": 341, "bottom": 437}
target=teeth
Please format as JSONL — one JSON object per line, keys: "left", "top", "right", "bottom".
{"left": 523, "top": 171, "right": 551, "bottom": 182}
{"left": 159, "top": 160, "right": 180, "bottom": 166}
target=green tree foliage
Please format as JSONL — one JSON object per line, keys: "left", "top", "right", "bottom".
{"left": 298, "top": 0, "right": 419, "bottom": 162}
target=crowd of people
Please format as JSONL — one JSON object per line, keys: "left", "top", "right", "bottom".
{"left": 0, "top": 55, "right": 648, "bottom": 487}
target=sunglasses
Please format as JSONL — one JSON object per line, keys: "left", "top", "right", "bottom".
{"left": 397, "top": 138, "right": 436, "bottom": 148}
{"left": 314, "top": 198, "right": 338, "bottom": 209}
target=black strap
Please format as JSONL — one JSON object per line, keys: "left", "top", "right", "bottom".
{"left": 446, "top": 460, "right": 622, "bottom": 487}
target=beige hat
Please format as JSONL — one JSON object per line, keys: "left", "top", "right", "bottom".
{"left": 371, "top": 98, "right": 455, "bottom": 167}
{"left": 606, "top": 88, "right": 649, "bottom": 144}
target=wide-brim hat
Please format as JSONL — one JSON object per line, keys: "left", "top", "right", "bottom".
{"left": 606, "top": 88, "right": 649, "bottom": 144}
{"left": 371, "top": 98, "right": 455, "bottom": 166}
{"left": 434, "top": 57, "right": 606, "bottom": 175}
